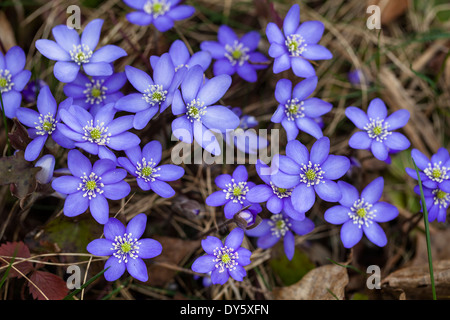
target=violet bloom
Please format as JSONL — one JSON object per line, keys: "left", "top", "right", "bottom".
{"left": 35, "top": 19, "right": 127, "bottom": 83}
{"left": 266, "top": 4, "right": 332, "bottom": 78}
{"left": 51, "top": 149, "right": 131, "bottom": 224}
{"left": 206, "top": 165, "right": 262, "bottom": 219}
{"left": 271, "top": 77, "right": 332, "bottom": 141}
{"left": 171, "top": 65, "right": 240, "bottom": 156}
{"left": 406, "top": 148, "right": 450, "bottom": 191}
{"left": 346, "top": 98, "right": 410, "bottom": 161}
{"left": 123, "top": 0, "right": 195, "bottom": 32}
{"left": 150, "top": 39, "right": 211, "bottom": 76}
{"left": 191, "top": 227, "right": 251, "bottom": 285}
{"left": 35, "top": 154, "right": 55, "bottom": 184}
{"left": 117, "top": 140, "right": 184, "bottom": 198}
{"left": 271, "top": 137, "right": 350, "bottom": 213}
{"left": 63, "top": 72, "right": 127, "bottom": 116}
{"left": 246, "top": 160, "right": 306, "bottom": 221}
{"left": 246, "top": 212, "right": 314, "bottom": 260}
{"left": 224, "top": 106, "right": 268, "bottom": 155}
{"left": 87, "top": 213, "right": 162, "bottom": 282}
{"left": 200, "top": 25, "right": 269, "bottom": 83}
{"left": 115, "top": 53, "right": 184, "bottom": 130}
{"left": 0, "top": 46, "right": 32, "bottom": 118}
{"left": 57, "top": 103, "right": 140, "bottom": 162}
{"left": 414, "top": 185, "right": 449, "bottom": 223}
{"left": 324, "top": 178, "right": 398, "bottom": 248}
{"left": 16, "top": 86, "right": 75, "bottom": 161}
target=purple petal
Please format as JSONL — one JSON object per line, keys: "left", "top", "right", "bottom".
{"left": 345, "top": 107, "right": 369, "bottom": 129}
{"left": 268, "top": 42, "right": 287, "bottom": 58}
{"left": 102, "top": 181, "right": 131, "bottom": 200}
{"left": 310, "top": 136, "right": 330, "bottom": 165}
{"left": 126, "top": 213, "right": 147, "bottom": 239}
{"left": 314, "top": 180, "right": 342, "bottom": 202}
{"left": 296, "top": 21, "right": 325, "bottom": 44}
{"left": 139, "top": 238, "right": 162, "bottom": 259}
{"left": 224, "top": 228, "right": 244, "bottom": 250}
{"left": 192, "top": 254, "right": 216, "bottom": 273}
{"left": 126, "top": 257, "right": 148, "bottom": 282}
{"left": 257, "top": 233, "right": 279, "bottom": 249}
{"left": 224, "top": 201, "right": 242, "bottom": 219}
{"left": 202, "top": 236, "right": 223, "bottom": 255}
{"left": 83, "top": 62, "right": 113, "bottom": 77}
{"left": 67, "top": 149, "right": 92, "bottom": 177}
{"left": 197, "top": 74, "right": 231, "bottom": 106}
{"left": 125, "top": 65, "right": 153, "bottom": 93}
{"left": 349, "top": 132, "right": 372, "bottom": 149}
{"left": 63, "top": 191, "right": 89, "bottom": 217}
{"left": 273, "top": 54, "right": 291, "bottom": 73}
{"left": 215, "top": 174, "right": 232, "bottom": 189}
{"left": 275, "top": 78, "right": 292, "bottom": 104}
{"left": 53, "top": 61, "right": 80, "bottom": 83}
{"left": 324, "top": 205, "right": 350, "bottom": 225}
{"left": 372, "top": 202, "right": 399, "bottom": 223}
{"left": 236, "top": 63, "right": 257, "bottom": 82}
{"left": 218, "top": 25, "right": 238, "bottom": 46}
{"left": 286, "top": 140, "right": 309, "bottom": 165}
{"left": 202, "top": 105, "right": 240, "bottom": 132}
{"left": 200, "top": 41, "right": 226, "bottom": 60}
{"left": 291, "top": 58, "right": 316, "bottom": 78}
{"left": 167, "top": 5, "right": 195, "bottom": 20}
{"left": 81, "top": 19, "right": 103, "bottom": 50}
{"left": 293, "top": 76, "right": 317, "bottom": 101}
{"left": 240, "top": 31, "right": 260, "bottom": 51}
{"left": 291, "top": 184, "right": 316, "bottom": 212}
{"left": 302, "top": 44, "right": 332, "bottom": 60}
{"left": 283, "top": 231, "right": 295, "bottom": 260}
{"left": 386, "top": 109, "right": 410, "bottom": 130}
{"left": 153, "top": 15, "right": 174, "bottom": 32}
{"left": 104, "top": 218, "right": 126, "bottom": 240}
{"left": 90, "top": 45, "right": 127, "bottom": 63}
{"left": 24, "top": 135, "right": 47, "bottom": 161}
{"left": 126, "top": 11, "right": 153, "bottom": 26}
{"left": 363, "top": 222, "right": 387, "bottom": 247}
{"left": 206, "top": 190, "right": 228, "bottom": 207}
{"left": 229, "top": 265, "right": 246, "bottom": 281}
{"left": 232, "top": 165, "right": 248, "bottom": 182}
{"left": 16, "top": 108, "right": 40, "bottom": 129}
{"left": 290, "top": 217, "right": 315, "bottom": 235}
{"left": 153, "top": 53, "right": 175, "bottom": 89}
{"left": 340, "top": 220, "right": 363, "bottom": 248}
{"left": 367, "top": 98, "right": 387, "bottom": 120}
{"left": 384, "top": 132, "right": 410, "bottom": 151}
{"left": 271, "top": 170, "right": 300, "bottom": 189}
{"left": 90, "top": 194, "right": 110, "bottom": 224}
{"left": 104, "top": 256, "right": 126, "bottom": 281}
{"left": 302, "top": 98, "right": 332, "bottom": 118}
{"left": 296, "top": 117, "right": 324, "bottom": 139}
{"left": 338, "top": 181, "right": 360, "bottom": 207}
{"left": 371, "top": 140, "right": 388, "bottom": 161}
{"left": 157, "top": 164, "right": 184, "bottom": 181}
{"left": 149, "top": 180, "right": 175, "bottom": 198}
{"left": 108, "top": 132, "right": 141, "bottom": 151}
{"left": 51, "top": 176, "right": 81, "bottom": 194}
{"left": 52, "top": 25, "right": 80, "bottom": 52}
{"left": 172, "top": 116, "right": 193, "bottom": 144}
{"left": 266, "top": 195, "right": 283, "bottom": 213}
{"left": 181, "top": 65, "right": 204, "bottom": 102}
{"left": 35, "top": 39, "right": 70, "bottom": 61}
{"left": 87, "top": 238, "right": 114, "bottom": 256}
{"left": 411, "top": 149, "right": 430, "bottom": 170}
{"left": 283, "top": 4, "right": 300, "bottom": 36}
{"left": 361, "top": 177, "right": 384, "bottom": 204}
{"left": 115, "top": 93, "right": 149, "bottom": 113}
{"left": 266, "top": 22, "right": 284, "bottom": 44}
{"left": 246, "top": 184, "right": 273, "bottom": 203}
{"left": 321, "top": 155, "right": 350, "bottom": 180}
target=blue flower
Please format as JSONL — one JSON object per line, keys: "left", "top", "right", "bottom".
{"left": 123, "top": 0, "right": 195, "bottom": 32}
{"left": 22, "top": 79, "right": 47, "bottom": 104}
{"left": 271, "top": 137, "right": 350, "bottom": 213}
{"left": 271, "top": 77, "right": 332, "bottom": 141}
{"left": 200, "top": 25, "right": 269, "bottom": 83}
{"left": 35, "top": 19, "right": 127, "bottom": 83}
{"left": 406, "top": 148, "right": 450, "bottom": 192}
{"left": 115, "top": 53, "right": 184, "bottom": 130}
{"left": 0, "top": 46, "right": 32, "bottom": 118}
{"left": 223, "top": 107, "right": 268, "bottom": 155}
{"left": 63, "top": 72, "right": 127, "bottom": 117}
{"left": 35, "top": 154, "right": 56, "bottom": 185}
{"left": 150, "top": 39, "right": 212, "bottom": 76}
{"left": 117, "top": 140, "right": 184, "bottom": 198}
{"left": 346, "top": 98, "right": 410, "bottom": 161}
{"left": 266, "top": 4, "right": 332, "bottom": 78}
{"left": 171, "top": 65, "right": 240, "bottom": 156}
{"left": 246, "top": 212, "right": 314, "bottom": 260}
{"left": 16, "top": 86, "right": 75, "bottom": 161}
{"left": 87, "top": 213, "right": 162, "bottom": 282}
{"left": 206, "top": 165, "right": 262, "bottom": 219}
{"left": 324, "top": 177, "right": 398, "bottom": 248}
{"left": 191, "top": 227, "right": 251, "bottom": 285}
{"left": 414, "top": 185, "right": 449, "bottom": 223}
{"left": 51, "top": 149, "right": 131, "bottom": 224}
{"left": 246, "top": 160, "right": 307, "bottom": 221}
{"left": 57, "top": 103, "right": 140, "bottom": 162}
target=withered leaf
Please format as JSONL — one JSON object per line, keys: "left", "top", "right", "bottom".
{"left": 8, "top": 118, "right": 32, "bottom": 151}
{"left": 28, "top": 270, "right": 68, "bottom": 300}
{"left": 0, "top": 241, "right": 33, "bottom": 278}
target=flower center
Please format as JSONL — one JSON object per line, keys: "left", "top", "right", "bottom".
{"left": 224, "top": 41, "right": 250, "bottom": 67}
{"left": 224, "top": 179, "right": 249, "bottom": 204}
{"left": 213, "top": 246, "right": 239, "bottom": 273}
{"left": 70, "top": 44, "right": 93, "bottom": 65}
{"left": 136, "top": 157, "right": 161, "bottom": 182}
{"left": 35, "top": 113, "right": 57, "bottom": 135}
{"left": 424, "top": 162, "right": 449, "bottom": 183}
{"left": 0, "top": 70, "right": 14, "bottom": 93}
{"left": 270, "top": 182, "right": 292, "bottom": 199}
{"left": 82, "top": 120, "right": 111, "bottom": 145}
{"left": 143, "top": 84, "right": 167, "bottom": 106}
{"left": 432, "top": 189, "right": 449, "bottom": 209}
{"left": 285, "top": 98, "right": 305, "bottom": 121}
{"left": 285, "top": 34, "right": 307, "bottom": 57}
{"left": 78, "top": 172, "right": 104, "bottom": 200}
{"left": 299, "top": 162, "right": 325, "bottom": 187}
{"left": 186, "top": 99, "right": 207, "bottom": 122}
{"left": 111, "top": 233, "right": 141, "bottom": 263}
{"left": 364, "top": 118, "right": 391, "bottom": 142}
{"left": 143, "top": 0, "right": 170, "bottom": 18}
{"left": 349, "top": 199, "right": 376, "bottom": 228}
{"left": 84, "top": 79, "right": 107, "bottom": 105}
{"left": 269, "top": 214, "right": 291, "bottom": 238}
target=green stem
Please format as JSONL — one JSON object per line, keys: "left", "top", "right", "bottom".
{"left": 0, "top": 91, "right": 11, "bottom": 156}
{"left": 413, "top": 159, "right": 436, "bottom": 300}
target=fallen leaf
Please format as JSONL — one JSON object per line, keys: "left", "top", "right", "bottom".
{"left": 368, "top": 0, "right": 409, "bottom": 25}
{"left": 0, "top": 241, "right": 33, "bottom": 278}
{"left": 28, "top": 270, "right": 68, "bottom": 300}
{"left": 8, "top": 118, "right": 32, "bottom": 151}
{"left": 273, "top": 263, "right": 349, "bottom": 300}
{"left": 0, "top": 11, "right": 17, "bottom": 52}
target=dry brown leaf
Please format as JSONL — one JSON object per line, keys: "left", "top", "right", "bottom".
{"left": 0, "top": 11, "right": 17, "bottom": 51}
{"left": 273, "top": 263, "right": 349, "bottom": 300}
{"left": 409, "top": 228, "right": 450, "bottom": 267}
{"left": 368, "top": 0, "right": 409, "bottom": 25}
{"left": 381, "top": 260, "right": 450, "bottom": 299}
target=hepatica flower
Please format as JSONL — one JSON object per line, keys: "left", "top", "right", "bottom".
{"left": 346, "top": 98, "right": 410, "bottom": 161}
{"left": 115, "top": 53, "right": 184, "bottom": 130}
{"left": 35, "top": 154, "right": 55, "bottom": 185}
{"left": 123, "top": 0, "right": 195, "bottom": 32}
{"left": 117, "top": 140, "right": 184, "bottom": 198}
{"left": 200, "top": 25, "right": 269, "bottom": 83}
{"left": 51, "top": 149, "right": 131, "bottom": 224}
{"left": 171, "top": 65, "right": 240, "bottom": 155}
{"left": 271, "top": 137, "right": 350, "bottom": 213}
{"left": 206, "top": 165, "right": 262, "bottom": 219}
{"left": 191, "top": 227, "right": 251, "bottom": 285}
{"left": 63, "top": 72, "right": 127, "bottom": 116}
{"left": 406, "top": 148, "right": 450, "bottom": 191}
{"left": 35, "top": 19, "right": 127, "bottom": 83}
{"left": 324, "top": 178, "right": 399, "bottom": 248}
{"left": 16, "top": 86, "right": 75, "bottom": 161}
{"left": 57, "top": 103, "right": 140, "bottom": 162}
{"left": 271, "top": 77, "right": 332, "bottom": 141}
{"left": 87, "top": 213, "right": 162, "bottom": 282}
{"left": 247, "top": 160, "right": 306, "bottom": 221}
{"left": 414, "top": 185, "right": 449, "bottom": 223}
{"left": 266, "top": 4, "right": 332, "bottom": 78}
{"left": 0, "top": 46, "right": 31, "bottom": 118}
{"left": 246, "top": 212, "right": 314, "bottom": 260}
